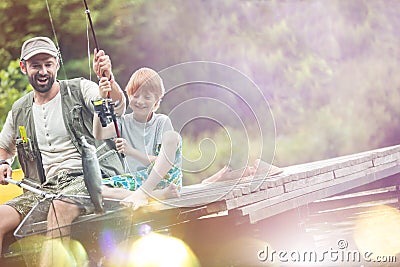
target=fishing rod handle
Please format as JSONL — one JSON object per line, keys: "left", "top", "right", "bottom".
{"left": 4, "top": 178, "right": 57, "bottom": 199}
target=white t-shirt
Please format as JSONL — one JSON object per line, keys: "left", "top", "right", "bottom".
{"left": 119, "top": 112, "right": 173, "bottom": 171}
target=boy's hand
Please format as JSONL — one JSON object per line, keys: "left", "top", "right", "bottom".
{"left": 114, "top": 138, "right": 130, "bottom": 155}
{"left": 98, "top": 77, "right": 112, "bottom": 98}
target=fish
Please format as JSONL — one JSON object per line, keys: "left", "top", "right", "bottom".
{"left": 81, "top": 136, "right": 104, "bottom": 214}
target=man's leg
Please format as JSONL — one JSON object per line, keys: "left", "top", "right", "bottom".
{"left": 46, "top": 199, "right": 81, "bottom": 237}
{"left": 0, "top": 205, "right": 21, "bottom": 256}
{"left": 40, "top": 199, "right": 81, "bottom": 267}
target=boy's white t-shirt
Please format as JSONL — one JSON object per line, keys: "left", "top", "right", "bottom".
{"left": 119, "top": 112, "right": 173, "bottom": 171}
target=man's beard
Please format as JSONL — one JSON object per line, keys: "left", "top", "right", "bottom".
{"left": 28, "top": 73, "right": 55, "bottom": 93}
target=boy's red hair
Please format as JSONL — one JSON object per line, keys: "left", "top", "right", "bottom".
{"left": 125, "top": 67, "right": 165, "bottom": 99}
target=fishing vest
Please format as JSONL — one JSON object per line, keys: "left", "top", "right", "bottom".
{"left": 11, "top": 78, "right": 124, "bottom": 187}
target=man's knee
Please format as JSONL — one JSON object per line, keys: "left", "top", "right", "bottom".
{"left": 0, "top": 205, "right": 21, "bottom": 235}
{"left": 47, "top": 200, "right": 80, "bottom": 222}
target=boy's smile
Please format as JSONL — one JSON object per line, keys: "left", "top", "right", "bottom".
{"left": 129, "top": 88, "right": 159, "bottom": 122}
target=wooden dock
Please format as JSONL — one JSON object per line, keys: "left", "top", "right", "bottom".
{"left": 144, "top": 144, "right": 400, "bottom": 225}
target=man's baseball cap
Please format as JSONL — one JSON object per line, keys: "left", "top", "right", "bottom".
{"left": 20, "top": 37, "right": 58, "bottom": 60}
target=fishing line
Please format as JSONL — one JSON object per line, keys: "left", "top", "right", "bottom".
{"left": 49, "top": 199, "right": 64, "bottom": 241}
{"left": 44, "top": 0, "right": 72, "bottom": 240}
{"left": 83, "top": 0, "right": 100, "bottom": 51}
{"left": 123, "top": 156, "right": 132, "bottom": 176}
{"left": 83, "top": 0, "right": 100, "bottom": 82}
{"left": 86, "top": 15, "right": 93, "bottom": 81}
{"left": 45, "top": 0, "right": 68, "bottom": 80}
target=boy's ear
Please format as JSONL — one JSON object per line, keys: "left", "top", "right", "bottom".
{"left": 153, "top": 99, "right": 160, "bottom": 111}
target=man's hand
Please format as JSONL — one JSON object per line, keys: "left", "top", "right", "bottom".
{"left": 0, "top": 163, "right": 12, "bottom": 185}
{"left": 93, "top": 48, "right": 113, "bottom": 80}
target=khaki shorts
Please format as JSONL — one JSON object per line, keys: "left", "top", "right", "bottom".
{"left": 5, "top": 170, "right": 93, "bottom": 219}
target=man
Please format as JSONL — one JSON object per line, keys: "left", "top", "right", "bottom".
{"left": 0, "top": 36, "right": 125, "bottom": 257}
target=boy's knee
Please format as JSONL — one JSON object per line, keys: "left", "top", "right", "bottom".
{"left": 162, "top": 131, "right": 181, "bottom": 147}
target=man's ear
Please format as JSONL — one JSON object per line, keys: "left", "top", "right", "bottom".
{"left": 19, "top": 60, "right": 27, "bottom": 75}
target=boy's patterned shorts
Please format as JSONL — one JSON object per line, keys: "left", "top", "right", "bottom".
{"left": 101, "top": 142, "right": 183, "bottom": 191}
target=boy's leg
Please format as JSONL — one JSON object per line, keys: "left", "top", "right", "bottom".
{"left": 253, "top": 159, "right": 284, "bottom": 176}
{"left": 0, "top": 205, "right": 21, "bottom": 256}
{"left": 102, "top": 185, "right": 132, "bottom": 199}
{"left": 122, "top": 131, "right": 181, "bottom": 208}
{"left": 151, "top": 183, "right": 180, "bottom": 200}
{"left": 142, "top": 130, "right": 180, "bottom": 195}
{"left": 202, "top": 166, "right": 253, "bottom": 183}
{"left": 202, "top": 159, "right": 284, "bottom": 184}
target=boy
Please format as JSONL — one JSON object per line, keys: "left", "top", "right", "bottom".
{"left": 94, "top": 67, "right": 182, "bottom": 210}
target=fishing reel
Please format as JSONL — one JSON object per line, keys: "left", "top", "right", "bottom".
{"left": 92, "top": 98, "right": 119, "bottom": 127}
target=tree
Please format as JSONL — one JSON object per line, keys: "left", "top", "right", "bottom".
{"left": 0, "top": 59, "right": 31, "bottom": 129}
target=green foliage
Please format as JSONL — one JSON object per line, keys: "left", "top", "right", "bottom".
{"left": 0, "top": 59, "right": 31, "bottom": 129}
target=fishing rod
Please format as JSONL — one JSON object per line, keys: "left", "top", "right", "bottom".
{"left": 83, "top": 0, "right": 122, "bottom": 140}
{"left": 5, "top": 178, "right": 57, "bottom": 199}
{"left": 83, "top": 0, "right": 100, "bottom": 52}
{"left": 83, "top": 0, "right": 130, "bottom": 174}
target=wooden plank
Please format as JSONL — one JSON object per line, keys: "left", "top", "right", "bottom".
{"left": 373, "top": 161, "right": 398, "bottom": 172}
{"left": 148, "top": 145, "right": 400, "bottom": 214}
{"left": 181, "top": 175, "right": 272, "bottom": 196}
{"left": 232, "top": 188, "right": 243, "bottom": 198}
{"left": 179, "top": 182, "right": 240, "bottom": 202}
{"left": 284, "top": 172, "right": 334, "bottom": 192}
{"left": 333, "top": 161, "right": 373, "bottom": 178}
{"left": 373, "top": 152, "right": 400, "bottom": 166}
{"left": 249, "top": 174, "right": 286, "bottom": 192}
{"left": 179, "top": 145, "right": 399, "bottom": 196}
{"left": 240, "top": 162, "right": 399, "bottom": 217}
{"left": 225, "top": 185, "right": 284, "bottom": 210}
{"left": 309, "top": 188, "right": 400, "bottom": 213}
{"left": 260, "top": 176, "right": 285, "bottom": 189}
{"left": 176, "top": 202, "right": 227, "bottom": 221}
{"left": 240, "top": 185, "right": 251, "bottom": 195}
{"left": 246, "top": 164, "right": 400, "bottom": 223}
{"left": 371, "top": 145, "right": 400, "bottom": 158}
